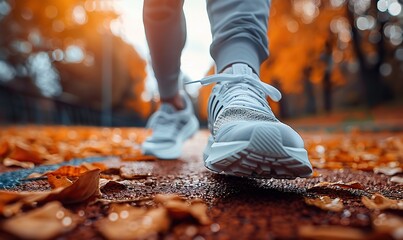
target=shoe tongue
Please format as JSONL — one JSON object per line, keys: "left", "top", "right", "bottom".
{"left": 224, "top": 63, "right": 254, "bottom": 76}
{"left": 160, "top": 103, "right": 176, "bottom": 114}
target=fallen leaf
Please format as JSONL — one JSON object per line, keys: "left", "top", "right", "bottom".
{"left": 372, "top": 213, "right": 403, "bottom": 239}
{"left": 47, "top": 165, "right": 89, "bottom": 178}
{"left": 81, "top": 162, "right": 108, "bottom": 171}
{"left": 390, "top": 176, "right": 403, "bottom": 185}
{"left": 304, "top": 196, "right": 344, "bottom": 212}
{"left": 374, "top": 167, "right": 402, "bottom": 176}
{"left": 189, "top": 201, "right": 212, "bottom": 225}
{"left": 119, "top": 166, "right": 152, "bottom": 180}
{"left": 120, "top": 154, "right": 156, "bottom": 162}
{"left": 310, "top": 171, "right": 322, "bottom": 178}
{"left": 2, "top": 201, "right": 80, "bottom": 240}
{"left": 3, "top": 158, "right": 35, "bottom": 168}
{"left": 156, "top": 194, "right": 211, "bottom": 225}
{"left": 362, "top": 193, "right": 403, "bottom": 211}
{"left": 47, "top": 174, "right": 73, "bottom": 189}
{"left": 0, "top": 169, "right": 100, "bottom": 216}
{"left": 298, "top": 225, "right": 368, "bottom": 240}
{"left": 8, "top": 142, "right": 43, "bottom": 164}
{"left": 25, "top": 172, "right": 45, "bottom": 179}
{"left": 310, "top": 181, "right": 365, "bottom": 190}
{"left": 0, "top": 141, "right": 9, "bottom": 158}
{"left": 44, "top": 169, "right": 101, "bottom": 204}
{"left": 96, "top": 204, "right": 170, "bottom": 240}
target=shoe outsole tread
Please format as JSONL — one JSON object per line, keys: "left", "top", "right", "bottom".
{"left": 204, "top": 125, "right": 312, "bottom": 179}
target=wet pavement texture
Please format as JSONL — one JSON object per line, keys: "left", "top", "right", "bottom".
{"left": 4, "top": 131, "right": 403, "bottom": 239}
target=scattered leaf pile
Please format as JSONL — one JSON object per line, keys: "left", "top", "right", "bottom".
{"left": 305, "top": 135, "right": 403, "bottom": 172}
{"left": 97, "top": 194, "right": 211, "bottom": 240}
{"left": 303, "top": 181, "right": 403, "bottom": 239}
{"left": 0, "top": 163, "right": 211, "bottom": 239}
{"left": 0, "top": 126, "right": 154, "bottom": 168}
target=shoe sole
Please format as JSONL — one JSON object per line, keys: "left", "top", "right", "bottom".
{"left": 142, "top": 116, "right": 199, "bottom": 159}
{"left": 203, "top": 124, "right": 313, "bottom": 179}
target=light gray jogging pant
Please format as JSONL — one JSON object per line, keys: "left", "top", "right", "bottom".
{"left": 143, "top": 0, "right": 271, "bottom": 99}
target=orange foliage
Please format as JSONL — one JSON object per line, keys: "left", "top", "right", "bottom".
{"left": 261, "top": 0, "right": 346, "bottom": 93}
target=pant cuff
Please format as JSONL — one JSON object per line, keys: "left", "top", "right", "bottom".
{"left": 212, "top": 39, "right": 262, "bottom": 75}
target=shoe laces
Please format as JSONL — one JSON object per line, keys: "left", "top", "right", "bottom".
{"left": 187, "top": 73, "right": 282, "bottom": 111}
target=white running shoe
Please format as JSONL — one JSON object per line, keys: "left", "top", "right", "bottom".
{"left": 142, "top": 92, "right": 199, "bottom": 159}
{"left": 188, "top": 63, "right": 312, "bottom": 179}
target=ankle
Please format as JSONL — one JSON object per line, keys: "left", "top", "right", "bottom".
{"left": 161, "top": 93, "right": 185, "bottom": 110}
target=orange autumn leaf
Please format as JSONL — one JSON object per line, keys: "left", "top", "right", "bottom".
{"left": 47, "top": 174, "right": 73, "bottom": 189}
{"left": 47, "top": 166, "right": 89, "bottom": 178}
{"left": 8, "top": 142, "right": 43, "bottom": 164}
{"left": 120, "top": 154, "right": 157, "bottom": 162}
{"left": 0, "top": 141, "right": 9, "bottom": 158}
{"left": 310, "top": 181, "right": 365, "bottom": 190}
{"left": 0, "top": 169, "right": 101, "bottom": 216}
{"left": 372, "top": 213, "right": 403, "bottom": 239}
{"left": 362, "top": 193, "right": 403, "bottom": 211}
{"left": 3, "top": 158, "right": 35, "bottom": 169}
{"left": 390, "top": 176, "right": 403, "bottom": 185}
{"left": 2, "top": 201, "right": 80, "bottom": 240}
{"left": 96, "top": 204, "right": 170, "bottom": 240}
{"left": 44, "top": 169, "right": 101, "bottom": 204}
{"left": 119, "top": 166, "right": 152, "bottom": 180}
{"left": 374, "top": 166, "right": 402, "bottom": 176}
{"left": 298, "top": 225, "right": 368, "bottom": 240}
{"left": 304, "top": 196, "right": 344, "bottom": 212}
{"left": 156, "top": 194, "right": 211, "bottom": 225}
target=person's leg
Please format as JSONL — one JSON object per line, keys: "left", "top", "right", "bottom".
{"left": 207, "top": 0, "right": 270, "bottom": 74}
{"left": 199, "top": 0, "right": 312, "bottom": 178}
{"left": 143, "top": 0, "right": 186, "bottom": 109}
{"left": 142, "top": 0, "right": 199, "bottom": 159}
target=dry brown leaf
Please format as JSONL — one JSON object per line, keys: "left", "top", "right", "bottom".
{"left": 374, "top": 166, "right": 403, "bottom": 176}
{"left": 120, "top": 154, "right": 156, "bottom": 162}
{"left": 96, "top": 204, "right": 170, "bottom": 240}
{"left": 362, "top": 193, "right": 403, "bottom": 211}
{"left": 47, "top": 174, "right": 73, "bottom": 189}
{"left": 25, "top": 172, "right": 45, "bottom": 179}
{"left": 0, "top": 191, "right": 23, "bottom": 215}
{"left": 47, "top": 165, "right": 90, "bottom": 178}
{"left": 44, "top": 169, "right": 101, "bottom": 204}
{"left": 119, "top": 166, "right": 152, "bottom": 180}
{"left": 3, "top": 158, "right": 35, "bottom": 168}
{"left": 310, "top": 181, "right": 365, "bottom": 190}
{"left": 372, "top": 213, "right": 403, "bottom": 239}
{"left": 304, "top": 196, "right": 344, "bottom": 212}
{"left": 81, "top": 162, "right": 108, "bottom": 171}
{"left": 2, "top": 201, "right": 80, "bottom": 240}
{"left": 390, "top": 176, "right": 403, "bottom": 185}
{"left": 0, "top": 141, "right": 9, "bottom": 158}
{"left": 164, "top": 200, "right": 192, "bottom": 219}
{"left": 8, "top": 142, "right": 43, "bottom": 164}
{"left": 189, "top": 202, "right": 212, "bottom": 225}
{"left": 298, "top": 225, "right": 368, "bottom": 240}
{"left": 156, "top": 194, "right": 211, "bottom": 225}
{"left": 310, "top": 171, "right": 322, "bottom": 178}
{"left": 0, "top": 169, "right": 100, "bottom": 216}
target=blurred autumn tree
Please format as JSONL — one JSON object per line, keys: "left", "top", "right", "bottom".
{"left": 0, "top": 0, "right": 150, "bottom": 124}
{"left": 197, "top": 0, "right": 403, "bottom": 119}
